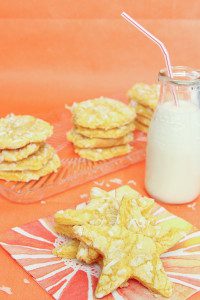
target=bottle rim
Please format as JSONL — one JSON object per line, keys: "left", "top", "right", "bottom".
{"left": 158, "top": 66, "right": 200, "bottom": 86}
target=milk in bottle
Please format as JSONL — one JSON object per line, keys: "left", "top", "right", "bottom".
{"left": 145, "top": 67, "right": 200, "bottom": 204}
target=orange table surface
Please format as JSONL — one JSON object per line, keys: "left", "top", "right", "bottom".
{"left": 0, "top": 162, "right": 200, "bottom": 300}
{"left": 0, "top": 1, "right": 200, "bottom": 299}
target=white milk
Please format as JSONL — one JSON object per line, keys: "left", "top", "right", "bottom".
{"left": 145, "top": 100, "right": 200, "bottom": 204}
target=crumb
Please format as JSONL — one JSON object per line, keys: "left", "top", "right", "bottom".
{"left": 109, "top": 178, "right": 122, "bottom": 185}
{"left": 40, "top": 200, "right": 46, "bottom": 204}
{"left": 94, "top": 180, "right": 104, "bottom": 186}
{"left": 127, "top": 180, "right": 136, "bottom": 186}
{"left": 106, "top": 183, "right": 111, "bottom": 187}
{"left": 0, "top": 286, "right": 13, "bottom": 295}
{"left": 80, "top": 194, "right": 88, "bottom": 199}
{"left": 187, "top": 203, "right": 196, "bottom": 210}
{"left": 23, "top": 279, "right": 30, "bottom": 284}
{"left": 76, "top": 202, "right": 87, "bottom": 210}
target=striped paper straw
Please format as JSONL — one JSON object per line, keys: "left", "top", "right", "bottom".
{"left": 121, "top": 12, "right": 178, "bottom": 106}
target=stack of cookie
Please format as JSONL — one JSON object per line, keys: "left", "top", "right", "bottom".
{"left": 127, "top": 83, "right": 160, "bottom": 133}
{"left": 66, "top": 97, "right": 136, "bottom": 161}
{"left": 0, "top": 114, "right": 61, "bottom": 182}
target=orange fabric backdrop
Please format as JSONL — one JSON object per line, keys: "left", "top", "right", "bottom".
{"left": 0, "top": 0, "right": 200, "bottom": 115}
{"left": 0, "top": 1, "right": 200, "bottom": 299}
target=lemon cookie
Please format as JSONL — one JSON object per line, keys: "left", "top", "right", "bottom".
{"left": 55, "top": 224, "right": 77, "bottom": 239}
{"left": 54, "top": 187, "right": 120, "bottom": 264}
{"left": 54, "top": 186, "right": 192, "bottom": 298}
{"left": 0, "top": 144, "right": 54, "bottom": 171}
{"left": 74, "top": 224, "right": 173, "bottom": 298}
{"left": 67, "top": 129, "right": 133, "bottom": 149}
{"left": 135, "top": 103, "right": 154, "bottom": 119}
{"left": 136, "top": 115, "right": 151, "bottom": 127}
{"left": 71, "top": 97, "right": 136, "bottom": 130}
{"left": 0, "top": 153, "right": 60, "bottom": 182}
{"left": 53, "top": 187, "right": 155, "bottom": 264}
{"left": 53, "top": 240, "right": 79, "bottom": 259}
{"left": 128, "top": 83, "right": 160, "bottom": 110}
{"left": 118, "top": 193, "right": 192, "bottom": 254}
{"left": 135, "top": 120, "right": 148, "bottom": 133}
{"left": 0, "top": 143, "right": 41, "bottom": 162}
{"left": 75, "top": 144, "right": 132, "bottom": 161}
{"left": 75, "top": 122, "right": 135, "bottom": 139}
{"left": 0, "top": 114, "right": 53, "bottom": 149}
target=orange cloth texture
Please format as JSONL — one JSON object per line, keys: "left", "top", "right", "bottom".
{"left": 0, "top": 1, "right": 200, "bottom": 299}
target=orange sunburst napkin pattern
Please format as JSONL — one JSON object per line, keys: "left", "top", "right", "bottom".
{"left": 0, "top": 202, "right": 200, "bottom": 300}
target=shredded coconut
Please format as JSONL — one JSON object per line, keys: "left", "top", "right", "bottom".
{"left": 94, "top": 180, "right": 105, "bottom": 186}
{"left": 136, "top": 243, "right": 143, "bottom": 250}
{"left": 128, "top": 219, "right": 137, "bottom": 229}
{"left": 0, "top": 286, "right": 13, "bottom": 295}
{"left": 109, "top": 178, "right": 123, "bottom": 185}
{"left": 131, "top": 257, "right": 145, "bottom": 267}
{"left": 104, "top": 258, "right": 119, "bottom": 270}
{"left": 91, "top": 187, "right": 103, "bottom": 196}
{"left": 23, "top": 279, "right": 30, "bottom": 284}
{"left": 78, "top": 248, "right": 88, "bottom": 257}
{"left": 117, "top": 269, "right": 126, "bottom": 276}
{"left": 76, "top": 202, "right": 87, "bottom": 210}
{"left": 75, "top": 227, "right": 83, "bottom": 236}
{"left": 97, "top": 203, "right": 108, "bottom": 213}
{"left": 127, "top": 180, "right": 136, "bottom": 186}
{"left": 80, "top": 193, "right": 88, "bottom": 199}
{"left": 187, "top": 203, "right": 196, "bottom": 210}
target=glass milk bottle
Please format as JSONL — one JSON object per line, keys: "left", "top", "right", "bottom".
{"left": 145, "top": 66, "right": 200, "bottom": 204}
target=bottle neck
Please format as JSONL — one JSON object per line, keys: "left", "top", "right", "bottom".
{"left": 158, "top": 66, "right": 200, "bottom": 107}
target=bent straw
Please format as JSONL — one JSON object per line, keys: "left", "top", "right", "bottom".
{"left": 121, "top": 12, "right": 178, "bottom": 106}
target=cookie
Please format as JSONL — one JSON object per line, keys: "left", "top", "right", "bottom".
{"left": 75, "top": 122, "right": 135, "bottom": 139}
{"left": 118, "top": 193, "right": 192, "bottom": 253}
{"left": 54, "top": 186, "right": 154, "bottom": 264}
{"left": 71, "top": 97, "right": 136, "bottom": 130}
{"left": 75, "top": 187, "right": 140, "bottom": 263}
{"left": 55, "top": 189, "right": 119, "bottom": 229}
{"left": 0, "top": 144, "right": 54, "bottom": 171}
{"left": 136, "top": 115, "right": 151, "bottom": 127}
{"left": 74, "top": 191, "right": 188, "bottom": 298}
{"left": 53, "top": 240, "right": 79, "bottom": 259}
{"left": 128, "top": 83, "right": 159, "bottom": 110}
{"left": 108, "top": 185, "right": 155, "bottom": 216}
{"left": 135, "top": 103, "right": 154, "bottom": 119}
{"left": 55, "top": 186, "right": 192, "bottom": 298}
{"left": 0, "top": 114, "right": 53, "bottom": 149}
{"left": 153, "top": 217, "right": 193, "bottom": 253}
{"left": 75, "top": 191, "right": 191, "bottom": 298}
{"left": 76, "top": 241, "right": 101, "bottom": 264}
{"left": 0, "top": 153, "right": 61, "bottom": 182}
{"left": 74, "top": 144, "right": 132, "bottom": 161}
{"left": 74, "top": 224, "right": 173, "bottom": 298}
{"left": 135, "top": 120, "right": 148, "bottom": 133}
{"left": 54, "top": 187, "right": 120, "bottom": 264}
{"left": 54, "top": 224, "right": 77, "bottom": 239}
{"left": 55, "top": 209, "right": 101, "bottom": 226}
{"left": 0, "top": 143, "right": 41, "bottom": 162}
{"left": 75, "top": 187, "right": 131, "bottom": 263}
{"left": 67, "top": 129, "right": 133, "bottom": 149}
